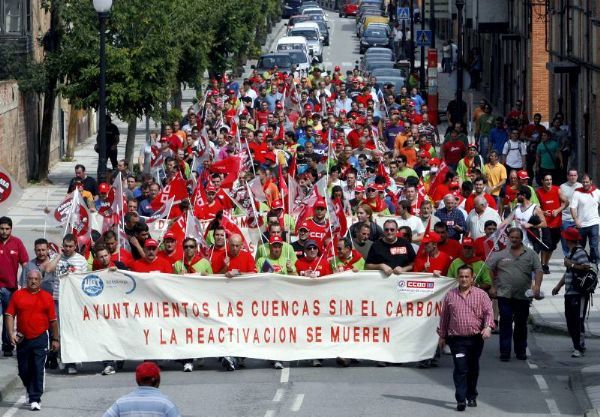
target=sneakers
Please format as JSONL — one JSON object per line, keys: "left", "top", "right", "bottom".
{"left": 312, "top": 359, "right": 323, "bottom": 367}
{"left": 542, "top": 264, "right": 550, "bottom": 274}
{"left": 273, "top": 361, "right": 284, "bottom": 369}
{"left": 571, "top": 349, "right": 583, "bottom": 358}
{"left": 183, "top": 362, "right": 193, "bottom": 372}
{"left": 443, "top": 345, "right": 452, "bottom": 355}
{"left": 30, "top": 402, "right": 41, "bottom": 411}
{"left": 222, "top": 356, "right": 236, "bottom": 371}
{"left": 101, "top": 365, "right": 116, "bottom": 375}
{"left": 67, "top": 366, "right": 78, "bottom": 375}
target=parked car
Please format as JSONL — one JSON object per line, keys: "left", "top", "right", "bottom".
{"left": 255, "top": 53, "right": 294, "bottom": 74}
{"left": 371, "top": 68, "right": 405, "bottom": 79}
{"left": 282, "top": 0, "right": 302, "bottom": 19}
{"left": 276, "top": 36, "right": 312, "bottom": 72}
{"left": 339, "top": 0, "right": 359, "bottom": 17}
{"left": 359, "top": 25, "right": 391, "bottom": 53}
{"left": 288, "top": 22, "right": 323, "bottom": 62}
{"left": 301, "top": 7, "right": 328, "bottom": 23}
{"left": 375, "top": 76, "right": 406, "bottom": 94}
{"left": 311, "top": 19, "right": 330, "bottom": 46}
{"left": 363, "top": 59, "right": 395, "bottom": 72}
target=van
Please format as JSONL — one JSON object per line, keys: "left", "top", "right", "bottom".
{"left": 289, "top": 21, "right": 323, "bottom": 62}
{"left": 276, "top": 36, "right": 312, "bottom": 72}
{"left": 360, "top": 16, "right": 388, "bottom": 37}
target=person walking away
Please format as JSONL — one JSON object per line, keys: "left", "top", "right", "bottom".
{"left": 487, "top": 227, "right": 543, "bottom": 361}
{"left": 438, "top": 265, "right": 494, "bottom": 411}
{"left": 5, "top": 270, "right": 59, "bottom": 411}
{"left": 103, "top": 361, "right": 180, "bottom": 417}
{"left": 552, "top": 228, "right": 593, "bottom": 358}
{"left": 0, "top": 216, "right": 29, "bottom": 357}
{"left": 570, "top": 174, "right": 600, "bottom": 264}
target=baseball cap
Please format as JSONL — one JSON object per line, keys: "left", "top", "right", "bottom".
{"left": 136, "top": 361, "right": 160, "bottom": 385}
{"left": 276, "top": 102, "right": 283, "bottom": 110}
{"left": 374, "top": 183, "right": 386, "bottom": 192}
{"left": 271, "top": 199, "right": 284, "bottom": 210}
{"left": 561, "top": 227, "right": 581, "bottom": 242}
{"left": 418, "top": 150, "right": 431, "bottom": 159}
{"left": 468, "top": 143, "right": 478, "bottom": 150}
{"left": 449, "top": 181, "right": 460, "bottom": 189}
{"left": 206, "top": 184, "right": 217, "bottom": 193}
{"left": 354, "top": 185, "right": 366, "bottom": 193}
{"left": 462, "top": 237, "right": 475, "bottom": 247}
{"left": 144, "top": 238, "right": 159, "bottom": 248}
{"left": 303, "top": 239, "right": 318, "bottom": 250}
{"left": 421, "top": 231, "right": 442, "bottom": 244}
{"left": 98, "top": 182, "right": 110, "bottom": 193}
{"left": 269, "top": 235, "right": 283, "bottom": 245}
{"left": 517, "top": 170, "right": 530, "bottom": 180}
{"left": 314, "top": 198, "right": 327, "bottom": 209}
{"left": 334, "top": 65, "right": 340, "bottom": 71}
{"left": 163, "top": 232, "right": 176, "bottom": 241}
{"left": 429, "top": 157, "right": 441, "bottom": 166}
{"left": 298, "top": 221, "right": 310, "bottom": 231}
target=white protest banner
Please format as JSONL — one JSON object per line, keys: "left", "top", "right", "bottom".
{"left": 59, "top": 271, "right": 456, "bottom": 363}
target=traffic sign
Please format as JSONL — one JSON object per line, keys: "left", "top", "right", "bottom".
{"left": 397, "top": 7, "right": 410, "bottom": 20}
{"left": 415, "top": 30, "right": 432, "bottom": 47}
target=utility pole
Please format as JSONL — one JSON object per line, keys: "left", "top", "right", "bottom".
{"left": 430, "top": 0, "right": 436, "bottom": 48}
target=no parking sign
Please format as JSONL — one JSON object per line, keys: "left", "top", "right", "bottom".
{"left": 0, "top": 171, "right": 12, "bottom": 203}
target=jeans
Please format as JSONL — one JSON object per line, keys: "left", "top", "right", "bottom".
{"left": 447, "top": 335, "right": 484, "bottom": 403}
{"left": 498, "top": 297, "right": 530, "bottom": 356}
{"left": 17, "top": 332, "right": 49, "bottom": 403}
{"left": 579, "top": 224, "right": 599, "bottom": 264}
{"left": 0, "top": 287, "right": 15, "bottom": 353}
{"left": 564, "top": 294, "right": 589, "bottom": 352}
{"left": 561, "top": 220, "right": 576, "bottom": 256}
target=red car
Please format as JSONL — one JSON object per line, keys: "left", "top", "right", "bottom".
{"left": 339, "top": 0, "right": 359, "bottom": 17}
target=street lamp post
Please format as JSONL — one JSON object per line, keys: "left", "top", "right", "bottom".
{"left": 455, "top": 0, "right": 465, "bottom": 122}
{"left": 93, "top": 0, "right": 113, "bottom": 183}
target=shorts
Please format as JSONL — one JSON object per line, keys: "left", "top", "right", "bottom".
{"left": 542, "top": 227, "right": 561, "bottom": 251}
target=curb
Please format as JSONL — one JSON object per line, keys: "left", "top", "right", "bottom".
{"left": 529, "top": 307, "right": 600, "bottom": 339}
{"left": 0, "top": 361, "right": 20, "bottom": 403}
{"left": 582, "top": 366, "right": 600, "bottom": 416}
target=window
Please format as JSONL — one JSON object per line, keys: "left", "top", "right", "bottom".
{"left": 1, "top": 0, "right": 25, "bottom": 35}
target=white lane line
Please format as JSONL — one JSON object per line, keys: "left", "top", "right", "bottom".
{"left": 534, "top": 374, "right": 549, "bottom": 391}
{"left": 341, "top": 62, "right": 353, "bottom": 67}
{"left": 290, "top": 394, "right": 305, "bottom": 412}
{"left": 2, "top": 395, "right": 26, "bottom": 417}
{"left": 545, "top": 398, "right": 560, "bottom": 415}
{"left": 273, "top": 388, "right": 285, "bottom": 402}
{"left": 264, "top": 410, "right": 276, "bottom": 417}
{"left": 527, "top": 361, "right": 539, "bottom": 369}
{"left": 280, "top": 367, "right": 290, "bottom": 383}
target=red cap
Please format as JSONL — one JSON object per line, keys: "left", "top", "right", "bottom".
{"left": 340, "top": 110, "right": 347, "bottom": 115}
{"left": 354, "top": 117, "right": 366, "bottom": 126}
{"left": 144, "top": 238, "right": 159, "bottom": 248}
{"left": 314, "top": 198, "right": 327, "bottom": 209}
{"left": 462, "top": 237, "right": 475, "bottom": 247}
{"left": 449, "top": 181, "right": 460, "bottom": 189}
{"left": 228, "top": 89, "right": 235, "bottom": 95}
{"left": 418, "top": 150, "right": 431, "bottom": 159}
{"left": 422, "top": 231, "right": 442, "bottom": 244}
{"left": 276, "top": 102, "right": 283, "bottom": 109}
{"left": 206, "top": 185, "right": 217, "bottom": 193}
{"left": 271, "top": 199, "right": 284, "bottom": 210}
{"left": 335, "top": 139, "right": 345, "bottom": 146}
{"left": 354, "top": 185, "right": 366, "bottom": 193}
{"left": 561, "top": 227, "right": 581, "bottom": 242}
{"left": 304, "top": 103, "right": 312, "bottom": 110}
{"left": 269, "top": 235, "right": 284, "bottom": 245}
{"left": 429, "top": 157, "right": 441, "bottom": 166}
{"left": 98, "top": 182, "right": 110, "bottom": 193}
{"left": 298, "top": 221, "right": 310, "bottom": 231}
{"left": 334, "top": 65, "right": 340, "bottom": 71}
{"left": 517, "top": 170, "right": 530, "bottom": 180}
{"left": 136, "top": 361, "right": 160, "bottom": 384}
{"left": 375, "top": 183, "right": 386, "bottom": 192}
{"left": 163, "top": 232, "right": 176, "bottom": 241}
{"left": 468, "top": 143, "right": 478, "bottom": 150}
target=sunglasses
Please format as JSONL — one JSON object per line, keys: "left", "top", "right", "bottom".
{"left": 384, "top": 228, "right": 397, "bottom": 232}
{"left": 183, "top": 245, "right": 196, "bottom": 249}
{"left": 306, "top": 247, "right": 318, "bottom": 251}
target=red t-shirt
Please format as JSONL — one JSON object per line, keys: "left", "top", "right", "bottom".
{"left": 210, "top": 246, "right": 227, "bottom": 273}
{"left": 295, "top": 257, "right": 332, "bottom": 277}
{"left": 474, "top": 235, "right": 506, "bottom": 259}
{"left": 249, "top": 142, "right": 269, "bottom": 164}
{"left": 6, "top": 289, "right": 56, "bottom": 339}
{"left": 464, "top": 193, "right": 498, "bottom": 213}
{"left": 0, "top": 236, "right": 29, "bottom": 289}
{"left": 437, "top": 239, "right": 463, "bottom": 260}
{"left": 413, "top": 251, "right": 452, "bottom": 275}
{"left": 227, "top": 251, "right": 257, "bottom": 273}
{"left": 442, "top": 140, "right": 467, "bottom": 165}
{"left": 302, "top": 218, "right": 331, "bottom": 250}
{"left": 158, "top": 248, "right": 183, "bottom": 266}
{"left": 131, "top": 257, "right": 173, "bottom": 273}
{"left": 536, "top": 185, "right": 562, "bottom": 228}
{"left": 195, "top": 200, "right": 224, "bottom": 220}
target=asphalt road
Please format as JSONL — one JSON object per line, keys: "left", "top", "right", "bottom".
{"left": 0, "top": 10, "right": 591, "bottom": 417}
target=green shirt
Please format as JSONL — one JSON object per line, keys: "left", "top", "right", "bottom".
{"left": 330, "top": 256, "right": 365, "bottom": 272}
{"left": 256, "top": 256, "right": 294, "bottom": 274}
{"left": 256, "top": 243, "right": 297, "bottom": 263}
{"left": 536, "top": 139, "right": 560, "bottom": 169}
{"left": 173, "top": 258, "right": 213, "bottom": 275}
{"left": 447, "top": 259, "right": 492, "bottom": 287}
{"left": 397, "top": 167, "right": 418, "bottom": 180}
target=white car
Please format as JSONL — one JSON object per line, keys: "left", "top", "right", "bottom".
{"left": 288, "top": 22, "right": 323, "bottom": 63}
{"left": 276, "top": 36, "right": 312, "bottom": 72}
{"left": 301, "top": 7, "right": 328, "bottom": 22}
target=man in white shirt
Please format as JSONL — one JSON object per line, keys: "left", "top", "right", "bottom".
{"left": 559, "top": 169, "right": 581, "bottom": 255}
{"left": 466, "top": 196, "right": 502, "bottom": 239}
{"left": 570, "top": 173, "right": 600, "bottom": 263}
{"left": 396, "top": 200, "right": 425, "bottom": 242}
{"left": 501, "top": 129, "right": 527, "bottom": 171}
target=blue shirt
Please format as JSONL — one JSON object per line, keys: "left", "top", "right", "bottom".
{"left": 139, "top": 199, "right": 155, "bottom": 217}
{"left": 103, "top": 387, "right": 180, "bottom": 417}
{"left": 489, "top": 127, "right": 508, "bottom": 155}
{"left": 435, "top": 207, "right": 467, "bottom": 240}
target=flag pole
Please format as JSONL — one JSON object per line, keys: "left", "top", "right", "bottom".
{"left": 43, "top": 188, "right": 50, "bottom": 239}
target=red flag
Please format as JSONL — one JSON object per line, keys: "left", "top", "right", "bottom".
{"left": 428, "top": 161, "right": 449, "bottom": 199}
{"left": 377, "top": 162, "right": 391, "bottom": 187}
{"left": 151, "top": 172, "right": 188, "bottom": 210}
{"left": 143, "top": 197, "right": 175, "bottom": 224}
{"left": 66, "top": 189, "right": 90, "bottom": 239}
{"left": 330, "top": 198, "right": 348, "bottom": 237}
{"left": 278, "top": 164, "right": 288, "bottom": 198}
{"left": 220, "top": 214, "right": 250, "bottom": 251}
{"left": 54, "top": 193, "right": 74, "bottom": 224}
{"left": 164, "top": 214, "right": 186, "bottom": 244}
{"left": 209, "top": 156, "right": 242, "bottom": 188}
{"left": 287, "top": 154, "right": 297, "bottom": 178}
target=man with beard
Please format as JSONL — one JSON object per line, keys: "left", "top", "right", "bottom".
{"left": 365, "top": 219, "right": 416, "bottom": 275}
{"left": 331, "top": 237, "right": 365, "bottom": 272}
{"left": 447, "top": 237, "right": 492, "bottom": 291}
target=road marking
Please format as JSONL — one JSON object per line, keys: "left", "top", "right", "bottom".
{"left": 290, "top": 394, "right": 305, "bottom": 412}
{"left": 280, "top": 367, "right": 290, "bottom": 383}
{"left": 545, "top": 398, "right": 560, "bottom": 415}
{"left": 341, "top": 62, "right": 353, "bottom": 67}
{"left": 273, "top": 388, "right": 285, "bottom": 402}
{"left": 264, "top": 410, "right": 276, "bottom": 417}
{"left": 527, "top": 361, "right": 538, "bottom": 369}
{"left": 2, "top": 395, "right": 26, "bottom": 417}
{"left": 534, "top": 374, "right": 549, "bottom": 391}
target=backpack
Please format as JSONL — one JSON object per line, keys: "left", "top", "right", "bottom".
{"left": 569, "top": 247, "right": 598, "bottom": 294}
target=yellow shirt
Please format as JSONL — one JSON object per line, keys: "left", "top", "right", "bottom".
{"left": 484, "top": 162, "right": 507, "bottom": 196}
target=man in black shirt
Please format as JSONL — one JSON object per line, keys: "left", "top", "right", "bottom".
{"left": 365, "top": 219, "right": 416, "bottom": 275}
{"left": 68, "top": 164, "right": 98, "bottom": 196}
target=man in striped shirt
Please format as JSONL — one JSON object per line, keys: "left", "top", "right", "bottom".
{"left": 438, "top": 265, "right": 494, "bottom": 411}
{"left": 103, "top": 362, "right": 179, "bottom": 417}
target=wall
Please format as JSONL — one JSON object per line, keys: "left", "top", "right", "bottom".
{"left": 0, "top": 81, "right": 28, "bottom": 185}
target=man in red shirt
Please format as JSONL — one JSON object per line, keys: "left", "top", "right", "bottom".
{"left": 442, "top": 130, "right": 467, "bottom": 170}
{"left": 434, "top": 222, "right": 463, "bottom": 260}
{"left": 195, "top": 185, "right": 224, "bottom": 220}
{"left": 158, "top": 232, "right": 183, "bottom": 266}
{"left": 464, "top": 177, "right": 498, "bottom": 213}
{"left": 210, "top": 227, "right": 228, "bottom": 273}
{"left": 536, "top": 174, "right": 568, "bottom": 273}
{"left": 413, "top": 231, "right": 452, "bottom": 275}
{"left": 302, "top": 198, "right": 332, "bottom": 251}
{"left": 0, "top": 216, "right": 29, "bottom": 356}
{"left": 5, "top": 270, "right": 59, "bottom": 410}
{"left": 131, "top": 239, "right": 173, "bottom": 273}
{"left": 295, "top": 240, "right": 333, "bottom": 278}
{"left": 224, "top": 234, "right": 257, "bottom": 278}
{"left": 99, "top": 230, "right": 133, "bottom": 269}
